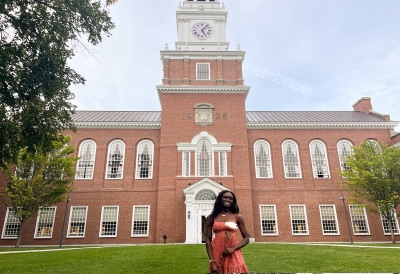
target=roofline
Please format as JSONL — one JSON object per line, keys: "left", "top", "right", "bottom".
{"left": 247, "top": 121, "right": 399, "bottom": 129}
{"left": 73, "top": 121, "right": 398, "bottom": 130}
{"left": 74, "top": 122, "right": 161, "bottom": 129}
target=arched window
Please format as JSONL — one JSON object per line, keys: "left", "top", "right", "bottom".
{"left": 282, "top": 140, "right": 301, "bottom": 178}
{"left": 337, "top": 140, "right": 353, "bottom": 172}
{"left": 196, "top": 137, "right": 213, "bottom": 176}
{"left": 135, "top": 140, "right": 154, "bottom": 179}
{"left": 195, "top": 189, "right": 216, "bottom": 201}
{"left": 254, "top": 140, "right": 273, "bottom": 178}
{"left": 309, "top": 140, "right": 330, "bottom": 178}
{"left": 366, "top": 139, "right": 382, "bottom": 153}
{"left": 106, "top": 140, "right": 125, "bottom": 179}
{"left": 76, "top": 140, "right": 96, "bottom": 179}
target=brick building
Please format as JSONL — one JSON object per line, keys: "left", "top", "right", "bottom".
{"left": 1, "top": 0, "right": 400, "bottom": 246}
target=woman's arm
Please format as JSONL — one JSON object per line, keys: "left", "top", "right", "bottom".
{"left": 205, "top": 215, "right": 218, "bottom": 272}
{"left": 223, "top": 214, "right": 250, "bottom": 255}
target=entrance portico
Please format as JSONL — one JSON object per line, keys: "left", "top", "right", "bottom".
{"left": 183, "top": 178, "right": 229, "bottom": 243}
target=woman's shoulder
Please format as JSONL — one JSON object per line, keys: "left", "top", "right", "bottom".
{"left": 234, "top": 213, "right": 245, "bottom": 222}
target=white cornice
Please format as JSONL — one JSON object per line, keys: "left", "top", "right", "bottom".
{"left": 247, "top": 122, "right": 399, "bottom": 129}
{"left": 157, "top": 85, "right": 250, "bottom": 103}
{"left": 160, "top": 50, "right": 245, "bottom": 60}
{"left": 74, "top": 122, "right": 161, "bottom": 129}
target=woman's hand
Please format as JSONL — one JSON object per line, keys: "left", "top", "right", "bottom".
{"left": 222, "top": 247, "right": 235, "bottom": 256}
{"left": 210, "top": 261, "right": 218, "bottom": 273}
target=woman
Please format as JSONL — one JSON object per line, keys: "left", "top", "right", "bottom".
{"left": 206, "top": 190, "right": 249, "bottom": 273}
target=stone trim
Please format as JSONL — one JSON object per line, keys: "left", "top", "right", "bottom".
{"left": 247, "top": 122, "right": 399, "bottom": 129}
{"left": 74, "top": 122, "right": 161, "bottom": 129}
{"left": 157, "top": 85, "right": 250, "bottom": 103}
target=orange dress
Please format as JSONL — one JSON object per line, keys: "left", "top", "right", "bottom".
{"left": 210, "top": 218, "right": 249, "bottom": 273}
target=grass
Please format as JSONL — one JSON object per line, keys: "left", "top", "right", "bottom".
{"left": 1, "top": 243, "right": 400, "bottom": 273}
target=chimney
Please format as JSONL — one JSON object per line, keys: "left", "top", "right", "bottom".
{"left": 352, "top": 97, "right": 372, "bottom": 114}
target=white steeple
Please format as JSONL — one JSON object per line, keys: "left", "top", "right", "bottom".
{"left": 176, "top": 0, "right": 229, "bottom": 51}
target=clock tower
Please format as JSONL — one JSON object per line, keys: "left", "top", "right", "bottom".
{"left": 155, "top": 0, "right": 254, "bottom": 244}
{"left": 176, "top": 0, "right": 228, "bottom": 51}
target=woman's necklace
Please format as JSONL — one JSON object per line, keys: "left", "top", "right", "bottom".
{"left": 221, "top": 212, "right": 230, "bottom": 217}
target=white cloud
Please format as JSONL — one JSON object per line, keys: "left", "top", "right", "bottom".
{"left": 246, "top": 67, "right": 313, "bottom": 95}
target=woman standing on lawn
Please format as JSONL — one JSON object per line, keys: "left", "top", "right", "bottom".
{"left": 205, "top": 190, "right": 249, "bottom": 274}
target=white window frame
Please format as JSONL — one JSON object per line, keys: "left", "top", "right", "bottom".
{"left": 309, "top": 140, "right": 330, "bottom": 179}
{"left": 337, "top": 140, "right": 353, "bottom": 172}
{"left": 254, "top": 140, "right": 273, "bottom": 178}
{"left": 195, "top": 137, "right": 214, "bottom": 177}
{"left": 380, "top": 210, "right": 400, "bottom": 235}
{"left": 34, "top": 207, "right": 57, "bottom": 239}
{"left": 219, "top": 151, "right": 227, "bottom": 176}
{"left": 132, "top": 205, "right": 150, "bottom": 237}
{"left": 99, "top": 206, "right": 119, "bottom": 238}
{"left": 282, "top": 140, "right": 302, "bottom": 178}
{"left": 196, "top": 63, "right": 210, "bottom": 80}
{"left": 105, "top": 140, "right": 125, "bottom": 179}
{"left": 319, "top": 205, "right": 340, "bottom": 235}
{"left": 349, "top": 205, "right": 370, "bottom": 235}
{"left": 75, "top": 140, "right": 97, "bottom": 180}
{"left": 289, "top": 205, "right": 309, "bottom": 235}
{"left": 135, "top": 140, "right": 154, "bottom": 179}
{"left": 67, "top": 206, "right": 88, "bottom": 238}
{"left": 1, "top": 208, "right": 21, "bottom": 239}
{"left": 182, "top": 151, "right": 191, "bottom": 176}
{"left": 259, "top": 205, "right": 278, "bottom": 236}
{"left": 195, "top": 189, "right": 217, "bottom": 201}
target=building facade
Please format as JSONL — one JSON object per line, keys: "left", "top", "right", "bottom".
{"left": 1, "top": 0, "right": 400, "bottom": 246}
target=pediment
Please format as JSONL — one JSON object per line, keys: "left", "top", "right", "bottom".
{"left": 183, "top": 178, "right": 229, "bottom": 202}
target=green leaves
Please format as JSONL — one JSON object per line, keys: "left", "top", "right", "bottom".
{"left": 2, "top": 135, "right": 77, "bottom": 247}
{"left": 340, "top": 140, "right": 400, "bottom": 242}
{"left": 1, "top": 0, "right": 115, "bottom": 166}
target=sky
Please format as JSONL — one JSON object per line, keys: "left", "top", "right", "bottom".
{"left": 69, "top": 0, "right": 400, "bottom": 130}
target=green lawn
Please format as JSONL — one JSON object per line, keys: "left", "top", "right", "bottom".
{"left": 1, "top": 243, "right": 399, "bottom": 273}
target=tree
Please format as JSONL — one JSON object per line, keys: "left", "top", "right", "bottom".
{"left": 0, "top": 0, "right": 115, "bottom": 168}
{"left": 340, "top": 140, "right": 400, "bottom": 243}
{"left": 1, "top": 136, "right": 77, "bottom": 247}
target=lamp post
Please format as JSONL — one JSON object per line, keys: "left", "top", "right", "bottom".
{"left": 339, "top": 194, "right": 353, "bottom": 244}
{"left": 59, "top": 195, "right": 72, "bottom": 248}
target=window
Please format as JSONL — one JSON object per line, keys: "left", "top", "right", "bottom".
{"left": 182, "top": 151, "right": 190, "bottom": 176}
{"left": 135, "top": 140, "right": 154, "bottom": 179}
{"left": 254, "top": 140, "right": 273, "bottom": 178}
{"left": 76, "top": 140, "right": 96, "bottom": 179}
{"left": 67, "top": 206, "right": 88, "bottom": 238}
{"left": 260, "top": 205, "right": 278, "bottom": 235}
{"left": 349, "top": 205, "right": 370, "bottom": 235}
{"left": 1, "top": 208, "right": 21, "bottom": 239}
{"left": 282, "top": 140, "right": 302, "bottom": 178}
{"left": 106, "top": 140, "right": 125, "bottom": 179}
{"left": 132, "top": 206, "right": 150, "bottom": 237}
{"left": 319, "top": 205, "right": 339, "bottom": 235}
{"left": 380, "top": 210, "right": 400, "bottom": 235}
{"left": 196, "top": 137, "right": 213, "bottom": 176}
{"left": 195, "top": 189, "right": 216, "bottom": 201}
{"left": 290, "top": 205, "right": 308, "bottom": 235}
{"left": 219, "top": 151, "right": 227, "bottom": 176}
{"left": 337, "top": 140, "right": 353, "bottom": 172}
{"left": 100, "top": 206, "right": 119, "bottom": 237}
{"left": 309, "top": 140, "right": 330, "bottom": 178}
{"left": 196, "top": 63, "right": 210, "bottom": 80}
{"left": 34, "top": 207, "right": 56, "bottom": 238}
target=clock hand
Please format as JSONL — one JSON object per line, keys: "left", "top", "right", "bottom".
{"left": 201, "top": 26, "right": 207, "bottom": 36}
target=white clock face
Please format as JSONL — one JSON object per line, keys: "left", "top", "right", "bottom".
{"left": 192, "top": 22, "right": 213, "bottom": 40}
